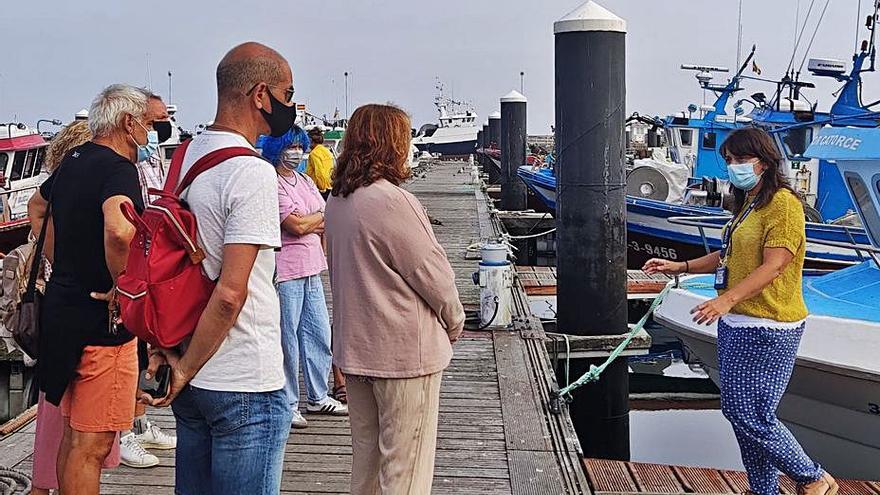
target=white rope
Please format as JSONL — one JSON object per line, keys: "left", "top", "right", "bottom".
{"left": 503, "top": 228, "right": 557, "bottom": 240}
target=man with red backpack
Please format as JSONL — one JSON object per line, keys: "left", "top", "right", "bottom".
{"left": 139, "top": 42, "right": 296, "bottom": 495}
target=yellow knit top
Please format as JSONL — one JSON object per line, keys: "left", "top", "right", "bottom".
{"left": 306, "top": 144, "right": 334, "bottom": 192}
{"left": 718, "top": 188, "right": 808, "bottom": 322}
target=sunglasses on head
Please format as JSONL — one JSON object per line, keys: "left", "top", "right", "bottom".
{"left": 247, "top": 82, "right": 295, "bottom": 104}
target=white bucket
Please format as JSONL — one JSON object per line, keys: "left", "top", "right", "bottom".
{"left": 480, "top": 242, "right": 509, "bottom": 265}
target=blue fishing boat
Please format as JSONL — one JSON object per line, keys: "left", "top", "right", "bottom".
{"left": 654, "top": 126, "right": 880, "bottom": 479}
{"left": 518, "top": 3, "right": 880, "bottom": 270}
{"left": 517, "top": 165, "right": 874, "bottom": 270}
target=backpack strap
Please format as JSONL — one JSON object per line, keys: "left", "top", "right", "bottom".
{"left": 174, "top": 147, "right": 265, "bottom": 196}
{"left": 163, "top": 139, "right": 192, "bottom": 194}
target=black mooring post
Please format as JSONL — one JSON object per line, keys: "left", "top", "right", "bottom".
{"left": 500, "top": 90, "right": 528, "bottom": 212}
{"left": 554, "top": 1, "right": 629, "bottom": 460}
{"left": 488, "top": 112, "right": 501, "bottom": 149}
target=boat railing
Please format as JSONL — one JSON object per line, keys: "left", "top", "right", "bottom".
{"left": 0, "top": 184, "right": 40, "bottom": 225}
{"left": 666, "top": 215, "right": 880, "bottom": 268}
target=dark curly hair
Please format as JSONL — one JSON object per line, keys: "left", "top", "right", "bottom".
{"left": 719, "top": 127, "right": 798, "bottom": 215}
{"left": 332, "top": 104, "right": 411, "bottom": 197}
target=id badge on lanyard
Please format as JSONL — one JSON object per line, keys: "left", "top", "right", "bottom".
{"left": 714, "top": 263, "right": 729, "bottom": 290}
{"left": 716, "top": 199, "right": 757, "bottom": 290}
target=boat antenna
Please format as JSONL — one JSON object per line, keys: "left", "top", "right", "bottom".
{"left": 146, "top": 53, "right": 153, "bottom": 91}
{"left": 794, "top": 0, "right": 800, "bottom": 54}
{"left": 167, "top": 71, "right": 173, "bottom": 105}
{"left": 786, "top": 0, "right": 815, "bottom": 75}
{"left": 736, "top": 0, "right": 744, "bottom": 70}
{"left": 797, "top": 0, "right": 831, "bottom": 74}
{"left": 856, "top": 0, "right": 863, "bottom": 54}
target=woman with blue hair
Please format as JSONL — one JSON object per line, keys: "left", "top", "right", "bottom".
{"left": 260, "top": 127, "right": 348, "bottom": 429}
{"left": 258, "top": 126, "right": 311, "bottom": 172}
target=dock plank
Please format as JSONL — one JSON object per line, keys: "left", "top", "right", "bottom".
{"left": 495, "top": 331, "right": 553, "bottom": 452}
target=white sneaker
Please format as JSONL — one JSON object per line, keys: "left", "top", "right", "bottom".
{"left": 120, "top": 433, "right": 160, "bottom": 468}
{"left": 306, "top": 396, "right": 349, "bottom": 416}
{"left": 135, "top": 421, "right": 177, "bottom": 450}
{"left": 291, "top": 410, "right": 308, "bottom": 429}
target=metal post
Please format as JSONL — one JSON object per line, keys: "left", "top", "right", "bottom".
{"left": 500, "top": 90, "right": 528, "bottom": 212}
{"left": 479, "top": 122, "right": 497, "bottom": 182}
{"left": 344, "top": 71, "right": 350, "bottom": 120}
{"left": 554, "top": 1, "right": 629, "bottom": 460}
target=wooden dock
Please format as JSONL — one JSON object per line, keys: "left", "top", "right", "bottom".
{"left": 516, "top": 266, "right": 672, "bottom": 299}
{"left": 0, "top": 159, "right": 589, "bottom": 494}
{"left": 584, "top": 459, "right": 880, "bottom": 495}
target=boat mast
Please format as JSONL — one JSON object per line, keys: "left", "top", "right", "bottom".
{"left": 736, "top": 0, "right": 744, "bottom": 71}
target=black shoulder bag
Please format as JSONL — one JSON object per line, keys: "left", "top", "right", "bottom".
{"left": 13, "top": 191, "right": 53, "bottom": 359}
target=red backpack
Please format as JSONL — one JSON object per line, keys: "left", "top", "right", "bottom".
{"left": 116, "top": 140, "right": 263, "bottom": 348}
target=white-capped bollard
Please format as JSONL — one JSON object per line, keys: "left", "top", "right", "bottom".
{"left": 475, "top": 243, "right": 513, "bottom": 327}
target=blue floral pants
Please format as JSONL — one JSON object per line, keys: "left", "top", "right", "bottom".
{"left": 717, "top": 318, "right": 823, "bottom": 495}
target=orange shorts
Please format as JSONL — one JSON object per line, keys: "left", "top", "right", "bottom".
{"left": 60, "top": 339, "right": 138, "bottom": 433}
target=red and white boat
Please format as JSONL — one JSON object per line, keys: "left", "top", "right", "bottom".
{"left": 0, "top": 123, "right": 49, "bottom": 254}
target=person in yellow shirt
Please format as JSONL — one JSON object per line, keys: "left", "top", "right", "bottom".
{"left": 643, "top": 128, "right": 837, "bottom": 495}
{"left": 307, "top": 128, "right": 334, "bottom": 198}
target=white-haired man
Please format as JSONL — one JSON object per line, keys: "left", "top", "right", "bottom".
{"left": 28, "top": 83, "right": 155, "bottom": 495}
{"left": 117, "top": 91, "right": 177, "bottom": 469}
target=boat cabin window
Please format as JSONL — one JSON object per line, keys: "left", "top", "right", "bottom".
{"left": 780, "top": 128, "right": 813, "bottom": 158}
{"left": 10, "top": 151, "right": 25, "bottom": 181}
{"left": 701, "top": 132, "right": 717, "bottom": 150}
{"left": 23, "top": 148, "right": 43, "bottom": 179}
{"left": 678, "top": 129, "right": 694, "bottom": 147}
{"left": 11, "top": 148, "right": 44, "bottom": 181}
{"left": 164, "top": 146, "right": 178, "bottom": 161}
{"left": 844, "top": 172, "right": 880, "bottom": 245}
{"left": 0, "top": 153, "right": 7, "bottom": 175}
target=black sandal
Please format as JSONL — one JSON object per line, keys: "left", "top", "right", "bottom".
{"left": 332, "top": 384, "right": 347, "bottom": 404}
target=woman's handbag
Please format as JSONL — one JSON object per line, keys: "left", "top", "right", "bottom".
{"left": 12, "top": 200, "right": 51, "bottom": 359}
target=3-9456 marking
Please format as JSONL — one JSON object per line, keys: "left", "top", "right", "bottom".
{"left": 629, "top": 241, "right": 678, "bottom": 260}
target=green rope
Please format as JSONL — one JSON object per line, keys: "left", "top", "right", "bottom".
{"left": 554, "top": 280, "right": 716, "bottom": 401}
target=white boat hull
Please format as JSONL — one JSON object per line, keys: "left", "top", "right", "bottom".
{"left": 654, "top": 283, "right": 880, "bottom": 479}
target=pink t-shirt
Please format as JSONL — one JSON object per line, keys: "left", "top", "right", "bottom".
{"left": 276, "top": 171, "right": 328, "bottom": 282}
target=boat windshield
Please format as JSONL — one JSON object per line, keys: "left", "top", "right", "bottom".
{"left": 679, "top": 129, "right": 694, "bottom": 147}
{"left": 780, "top": 127, "right": 813, "bottom": 159}
{"left": 844, "top": 171, "right": 880, "bottom": 246}
{"left": 9, "top": 148, "right": 46, "bottom": 181}
{"left": 0, "top": 153, "right": 7, "bottom": 174}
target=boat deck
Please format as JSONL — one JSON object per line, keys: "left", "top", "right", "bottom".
{"left": 0, "top": 159, "right": 589, "bottom": 494}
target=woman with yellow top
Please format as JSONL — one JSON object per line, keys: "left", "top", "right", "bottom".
{"left": 644, "top": 128, "right": 837, "bottom": 495}
{"left": 307, "top": 128, "right": 334, "bottom": 199}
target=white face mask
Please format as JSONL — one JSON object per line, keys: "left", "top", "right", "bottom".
{"left": 280, "top": 148, "right": 304, "bottom": 170}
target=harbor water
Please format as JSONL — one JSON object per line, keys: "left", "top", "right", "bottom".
{"left": 627, "top": 320, "right": 744, "bottom": 470}
{"left": 630, "top": 409, "right": 744, "bottom": 470}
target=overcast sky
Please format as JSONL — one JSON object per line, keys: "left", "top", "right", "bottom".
{"left": 1, "top": 1, "right": 876, "bottom": 134}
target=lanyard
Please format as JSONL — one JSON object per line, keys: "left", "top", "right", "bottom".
{"left": 720, "top": 198, "right": 758, "bottom": 261}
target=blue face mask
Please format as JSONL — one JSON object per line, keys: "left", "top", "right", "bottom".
{"left": 727, "top": 161, "right": 762, "bottom": 191}
{"left": 131, "top": 119, "right": 160, "bottom": 163}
